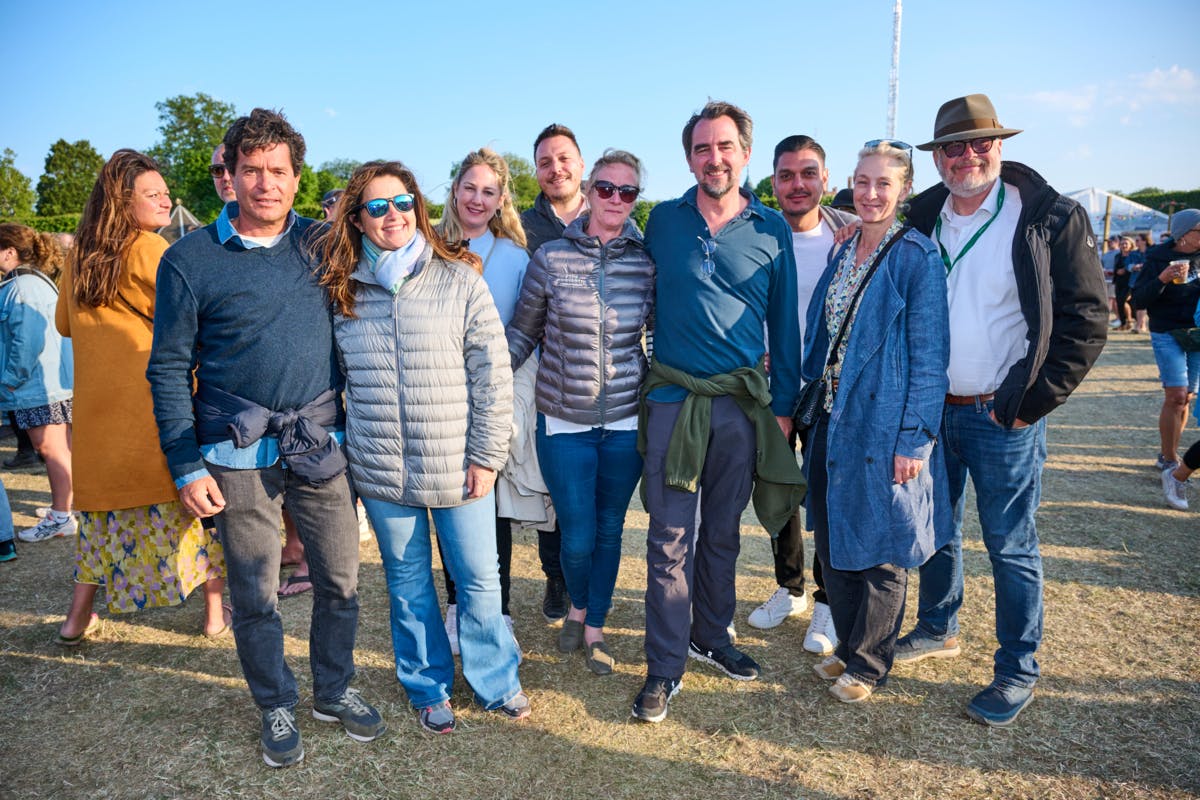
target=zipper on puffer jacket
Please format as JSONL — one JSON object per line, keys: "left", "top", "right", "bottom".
{"left": 597, "top": 241, "right": 607, "bottom": 425}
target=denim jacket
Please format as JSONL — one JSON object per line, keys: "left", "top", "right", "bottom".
{"left": 0, "top": 269, "right": 73, "bottom": 412}
{"left": 800, "top": 228, "right": 951, "bottom": 571}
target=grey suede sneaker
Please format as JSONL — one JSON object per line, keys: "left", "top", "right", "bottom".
{"left": 312, "top": 688, "right": 386, "bottom": 742}
{"left": 261, "top": 706, "right": 304, "bottom": 768}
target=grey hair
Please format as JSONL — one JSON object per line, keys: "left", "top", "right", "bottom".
{"left": 586, "top": 149, "right": 645, "bottom": 190}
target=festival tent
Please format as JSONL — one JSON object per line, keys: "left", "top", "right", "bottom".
{"left": 1064, "top": 188, "right": 1169, "bottom": 240}
{"left": 157, "top": 201, "right": 202, "bottom": 244}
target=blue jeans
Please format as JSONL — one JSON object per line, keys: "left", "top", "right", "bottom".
{"left": 363, "top": 494, "right": 521, "bottom": 710}
{"left": 914, "top": 400, "right": 1047, "bottom": 687}
{"left": 0, "top": 475, "right": 12, "bottom": 543}
{"left": 209, "top": 463, "right": 360, "bottom": 710}
{"left": 536, "top": 415, "right": 643, "bottom": 628}
{"left": 1150, "top": 331, "right": 1200, "bottom": 390}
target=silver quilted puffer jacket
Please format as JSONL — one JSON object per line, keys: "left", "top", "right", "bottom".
{"left": 335, "top": 246, "right": 513, "bottom": 508}
{"left": 507, "top": 215, "right": 654, "bottom": 426}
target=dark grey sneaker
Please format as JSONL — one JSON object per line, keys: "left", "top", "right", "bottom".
{"left": 542, "top": 576, "right": 567, "bottom": 622}
{"left": 312, "top": 687, "right": 386, "bottom": 742}
{"left": 893, "top": 631, "right": 961, "bottom": 664}
{"left": 631, "top": 676, "right": 681, "bottom": 723}
{"left": 687, "top": 640, "right": 761, "bottom": 681}
{"left": 261, "top": 706, "right": 304, "bottom": 768}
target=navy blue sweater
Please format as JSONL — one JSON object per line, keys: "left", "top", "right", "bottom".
{"left": 146, "top": 217, "right": 343, "bottom": 482}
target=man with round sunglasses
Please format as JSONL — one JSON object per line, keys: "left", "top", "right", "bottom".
{"left": 518, "top": 123, "right": 587, "bottom": 624}
{"left": 632, "top": 101, "right": 805, "bottom": 723}
{"left": 897, "top": 93, "right": 1108, "bottom": 727}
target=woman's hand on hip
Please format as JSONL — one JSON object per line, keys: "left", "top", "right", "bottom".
{"left": 893, "top": 455, "right": 925, "bottom": 485}
{"left": 466, "top": 463, "right": 497, "bottom": 499}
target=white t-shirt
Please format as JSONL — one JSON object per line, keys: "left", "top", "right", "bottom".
{"left": 793, "top": 223, "right": 836, "bottom": 344}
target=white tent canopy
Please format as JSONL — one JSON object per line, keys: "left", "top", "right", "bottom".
{"left": 157, "top": 201, "right": 202, "bottom": 244}
{"left": 1065, "top": 188, "right": 1169, "bottom": 239}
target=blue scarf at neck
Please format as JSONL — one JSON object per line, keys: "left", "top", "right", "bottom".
{"left": 360, "top": 230, "right": 426, "bottom": 294}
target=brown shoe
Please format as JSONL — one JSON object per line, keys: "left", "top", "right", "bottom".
{"left": 829, "top": 674, "right": 873, "bottom": 703}
{"left": 813, "top": 655, "right": 846, "bottom": 681}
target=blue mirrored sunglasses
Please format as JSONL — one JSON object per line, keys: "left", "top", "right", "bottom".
{"left": 355, "top": 194, "right": 415, "bottom": 218}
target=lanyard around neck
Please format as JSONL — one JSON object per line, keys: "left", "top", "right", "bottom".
{"left": 935, "top": 182, "right": 1005, "bottom": 275}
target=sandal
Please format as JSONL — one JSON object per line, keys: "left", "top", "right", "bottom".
{"left": 57, "top": 613, "right": 100, "bottom": 646}
{"left": 204, "top": 604, "right": 233, "bottom": 639}
{"left": 277, "top": 574, "right": 312, "bottom": 598}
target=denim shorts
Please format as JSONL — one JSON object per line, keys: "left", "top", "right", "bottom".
{"left": 1150, "top": 331, "right": 1200, "bottom": 391}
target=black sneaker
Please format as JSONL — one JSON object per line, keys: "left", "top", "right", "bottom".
{"left": 688, "top": 640, "right": 761, "bottom": 681}
{"left": 631, "top": 676, "right": 681, "bottom": 723}
{"left": 312, "top": 687, "right": 386, "bottom": 742}
{"left": 261, "top": 706, "right": 304, "bottom": 768}
{"left": 542, "top": 576, "right": 567, "bottom": 623}
{"left": 0, "top": 539, "right": 16, "bottom": 563}
{"left": 3, "top": 450, "right": 42, "bottom": 469}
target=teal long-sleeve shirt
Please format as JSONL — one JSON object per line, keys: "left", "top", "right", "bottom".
{"left": 644, "top": 186, "right": 802, "bottom": 417}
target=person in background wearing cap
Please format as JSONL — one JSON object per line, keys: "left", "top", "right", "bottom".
{"left": 1131, "top": 208, "right": 1200, "bottom": 480}
{"left": 321, "top": 189, "right": 343, "bottom": 221}
{"left": 894, "top": 93, "right": 1108, "bottom": 727}
{"left": 830, "top": 188, "right": 856, "bottom": 214}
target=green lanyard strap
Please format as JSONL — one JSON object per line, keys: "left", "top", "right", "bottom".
{"left": 935, "top": 182, "right": 1005, "bottom": 275}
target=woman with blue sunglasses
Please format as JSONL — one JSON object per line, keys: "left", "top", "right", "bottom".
{"left": 317, "top": 161, "right": 526, "bottom": 733}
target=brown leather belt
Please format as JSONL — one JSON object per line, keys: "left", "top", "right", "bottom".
{"left": 945, "top": 393, "right": 995, "bottom": 406}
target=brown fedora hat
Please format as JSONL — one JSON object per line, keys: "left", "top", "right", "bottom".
{"left": 916, "top": 93, "right": 1022, "bottom": 151}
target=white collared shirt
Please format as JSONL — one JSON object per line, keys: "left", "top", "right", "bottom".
{"left": 935, "top": 179, "right": 1026, "bottom": 396}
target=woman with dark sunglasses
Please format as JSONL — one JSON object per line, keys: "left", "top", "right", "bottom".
{"left": 802, "top": 141, "right": 950, "bottom": 703}
{"left": 507, "top": 149, "right": 655, "bottom": 675}
{"left": 316, "top": 161, "right": 525, "bottom": 733}
{"left": 435, "top": 148, "right": 534, "bottom": 653}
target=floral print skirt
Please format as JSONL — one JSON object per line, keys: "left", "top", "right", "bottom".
{"left": 74, "top": 501, "right": 225, "bottom": 614}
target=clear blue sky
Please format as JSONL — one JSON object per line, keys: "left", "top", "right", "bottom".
{"left": 5, "top": 0, "right": 1198, "bottom": 203}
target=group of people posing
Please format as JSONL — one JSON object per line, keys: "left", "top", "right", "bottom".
{"left": 1, "top": 92, "right": 1113, "bottom": 768}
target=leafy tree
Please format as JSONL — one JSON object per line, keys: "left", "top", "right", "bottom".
{"left": 753, "top": 175, "right": 779, "bottom": 210}
{"left": 147, "top": 93, "right": 238, "bottom": 222}
{"left": 318, "top": 159, "right": 361, "bottom": 182}
{"left": 36, "top": 139, "right": 104, "bottom": 215}
{"left": 0, "top": 149, "right": 35, "bottom": 217}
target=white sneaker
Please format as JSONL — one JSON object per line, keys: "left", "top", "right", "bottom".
{"left": 748, "top": 587, "right": 807, "bottom": 629}
{"left": 803, "top": 601, "right": 838, "bottom": 655}
{"left": 18, "top": 513, "right": 77, "bottom": 543}
{"left": 1162, "top": 468, "right": 1189, "bottom": 510}
{"left": 444, "top": 604, "right": 460, "bottom": 656}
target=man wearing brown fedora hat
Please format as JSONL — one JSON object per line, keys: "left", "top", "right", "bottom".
{"left": 894, "top": 93, "right": 1108, "bottom": 726}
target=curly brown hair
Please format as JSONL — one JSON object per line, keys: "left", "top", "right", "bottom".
{"left": 71, "top": 149, "right": 162, "bottom": 308}
{"left": 0, "top": 223, "right": 64, "bottom": 278}
{"left": 314, "top": 161, "right": 480, "bottom": 317}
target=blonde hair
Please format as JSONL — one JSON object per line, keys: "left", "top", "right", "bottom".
{"left": 439, "top": 148, "right": 527, "bottom": 249}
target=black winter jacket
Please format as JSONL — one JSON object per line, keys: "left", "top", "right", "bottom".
{"left": 1129, "top": 241, "right": 1200, "bottom": 332}
{"left": 906, "top": 161, "right": 1108, "bottom": 426}
{"left": 520, "top": 193, "right": 569, "bottom": 257}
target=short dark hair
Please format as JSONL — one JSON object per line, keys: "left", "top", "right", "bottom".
{"left": 224, "top": 108, "right": 306, "bottom": 176}
{"left": 682, "top": 101, "right": 753, "bottom": 156}
{"left": 773, "top": 135, "right": 827, "bottom": 172}
{"left": 532, "top": 123, "right": 580, "bottom": 160}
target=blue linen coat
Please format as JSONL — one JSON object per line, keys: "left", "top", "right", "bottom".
{"left": 0, "top": 270, "right": 73, "bottom": 412}
{"left": 800, "top": 227, "right": 951, "bottom": 571}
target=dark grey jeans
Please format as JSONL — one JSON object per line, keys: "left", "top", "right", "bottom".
{"left": 209, "top": 462, "right": 361, "bottom": 709}
{"left": 642, "top": 397, "right": 755, "bottom": 679}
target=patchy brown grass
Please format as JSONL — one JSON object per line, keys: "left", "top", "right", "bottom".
{"left": 1, "top": 333, "right": 1197, "bottom": 800}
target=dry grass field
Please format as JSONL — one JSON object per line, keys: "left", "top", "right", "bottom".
{"left": 0, "top": 333, "right": 1197, "bottom": 800}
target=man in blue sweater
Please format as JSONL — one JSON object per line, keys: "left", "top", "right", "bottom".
{"left": 147, "top": 109, "right": 384, "bottom": 767}
{"left": 632, "top": 101, "right": 803, "bottom": 723}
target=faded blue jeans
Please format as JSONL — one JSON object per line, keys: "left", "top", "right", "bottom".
{"left": 209, "top": 462, "right": 361, "bottom": 710}
{"left": 536, "top": 415, "right": 643, "bottom": 629}
{"left": 913, "top": 399, "right": 1047, "bottom": 687}
{"left": 363, "top": 493, "right": 522, "bottom": 710}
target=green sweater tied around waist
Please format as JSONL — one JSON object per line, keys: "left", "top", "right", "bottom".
{"left": 637, "top": 358, "right": 807, "bottom": 537}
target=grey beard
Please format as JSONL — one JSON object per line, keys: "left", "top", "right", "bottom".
{"left": 699, "top": 180, "right": 733, "bottom": 200}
